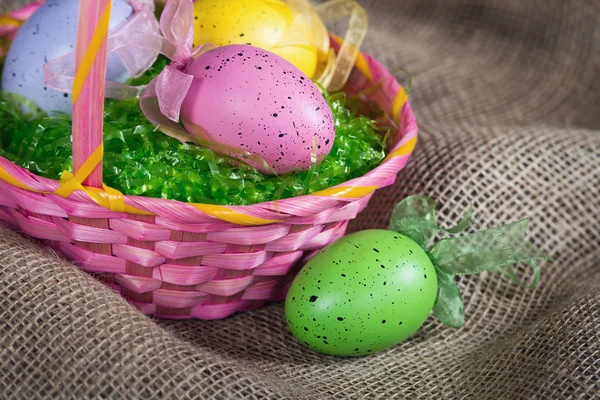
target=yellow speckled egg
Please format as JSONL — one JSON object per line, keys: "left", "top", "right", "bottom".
{"left": 193, "top": 0, "right": 319, "bottom": 78}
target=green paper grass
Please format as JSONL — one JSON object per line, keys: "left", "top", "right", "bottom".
{"left": 0, "top": 58, "right": 386, "bottom": 205}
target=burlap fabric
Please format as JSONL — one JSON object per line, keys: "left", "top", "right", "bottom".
{"left": 1, "top": 0, "right": 599, "bottom": 398}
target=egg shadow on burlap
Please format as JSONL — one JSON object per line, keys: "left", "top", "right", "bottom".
{"left": 156, "top": 301, "right": 445, "bottom": 366}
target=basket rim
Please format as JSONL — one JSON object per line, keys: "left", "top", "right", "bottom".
{"left": 0, "top": 51, "right": 418, "bottom": 226}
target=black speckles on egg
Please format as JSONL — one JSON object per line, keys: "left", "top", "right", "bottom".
{"left": 285, "top": 229, "right": 442, "bottom": 356}
{"left": 309, "top": 295, "right": 319, "bottom": 303}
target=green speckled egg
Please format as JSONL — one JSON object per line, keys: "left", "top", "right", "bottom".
{"left": 285, "top": 230, "right": 438, "bottom": 356}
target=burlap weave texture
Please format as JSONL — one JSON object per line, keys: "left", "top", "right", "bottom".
{"left": 1, "top": 0, "right": 599, "bottom": 398}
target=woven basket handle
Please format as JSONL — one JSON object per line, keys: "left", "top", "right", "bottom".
{"left": 71, "top": 0, "right": 111, "bottom": 188}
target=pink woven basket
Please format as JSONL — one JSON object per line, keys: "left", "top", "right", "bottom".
{"left": 0, "top": 4, "right": 417, "bottom": 320}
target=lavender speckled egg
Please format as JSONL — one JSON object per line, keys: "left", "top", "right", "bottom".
{"left": 1, "top": 0, "right": 133, "bottom": 115}
{"left": 180, "top": 44, "right": 335, "bottom": 175}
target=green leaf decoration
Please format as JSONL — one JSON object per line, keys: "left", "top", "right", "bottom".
{"left": 429, "top": 219, "right": 551, "bottom": 276}
{"left": 492, "top": 261, "right": 541, "bottom": 289}
{"left": 432, "top": 266, "right": 465, "bottom": 328}
{"left": 389, "top": 195, "right": 437, "bottom": 247}
{"left": 390, "top": 196, "right": 474, "bottom": 249}
{"left": 389, "top": 195, "right": 553, "bottom": 328}
{"left": 444, "top": 205, "right": 474, "bottom": 235}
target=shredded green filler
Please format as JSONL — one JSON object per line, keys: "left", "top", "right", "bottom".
{"left": 0, "top": 58, "right": 386, "bottom": 205}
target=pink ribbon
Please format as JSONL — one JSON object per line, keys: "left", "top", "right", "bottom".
{"left": 111, "top": 0, "right": 162, "bottom": 78}
{"left": 147, "top": 0, "right": 196, "bottom": 123}
{"left": 43, "top": 0, "right": 211, "bottom": 133}
{"left": 139, "top": 0, "right": 215, "bottom": 138}
{"left": 44, "top": 0, "right": 161, "bottom": 99}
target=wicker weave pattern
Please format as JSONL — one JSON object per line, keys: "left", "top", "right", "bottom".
{"left": 0, "top": 53, "right": 416, "bottom": 319}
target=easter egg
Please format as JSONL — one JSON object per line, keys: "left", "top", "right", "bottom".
{"left": 180, "top": 44, "right": 335, "bottom": 175}
{"left": 285, "top": 230, "right": 438, "bottom": 356}
{"left": 1, "top": 0, "right": 133, "bottom": 114}
{"left": 193, "top": 0, "right": 319, "bottom": 78}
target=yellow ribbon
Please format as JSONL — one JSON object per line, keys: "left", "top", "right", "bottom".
{"left": 384, "top": 136, "right": 417, "bottom": 161}
{"left": 0, "top": 165, "right": 35, "bottom": 191}
{"left": 50, "top": 144, "right": 149, "bottom": 215}
{"left": 0, "top": 15, "right": 22, "bottom": 28}
{"left": 392, "top": 87, "right": 408, "bottom": 122}
{"left": 314, "top": 0, "right": 369, "bottom": 91}
{"left": 71, "top": 1, "right": 113, "bottom": 103}
{"left": 331, "top": 35, "right": 373, "bottom": 81}
{"left": 191, "top": 204, "right": 280, "bottom": 226}
{"left": 313, "top": 185, "right": 378, "bottom": 198}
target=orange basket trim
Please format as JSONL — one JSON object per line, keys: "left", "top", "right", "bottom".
{"left": 190, "top": 204, "right": 281, "bottom": 226}
{"left": 313, "top": 185, "right": 378, "bottom": 198}
{"left": 392, "top": 87, "right": 408, "bottom": 122}
{"left": 384, "top": 136, "right": 417, "bottom": 161}
{"left": 0, "top": 165, "right": 35, "bottom": 191}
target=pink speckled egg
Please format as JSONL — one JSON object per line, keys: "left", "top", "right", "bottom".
{"left": 180, "top": 44, "right": 335, "bottom": 175}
